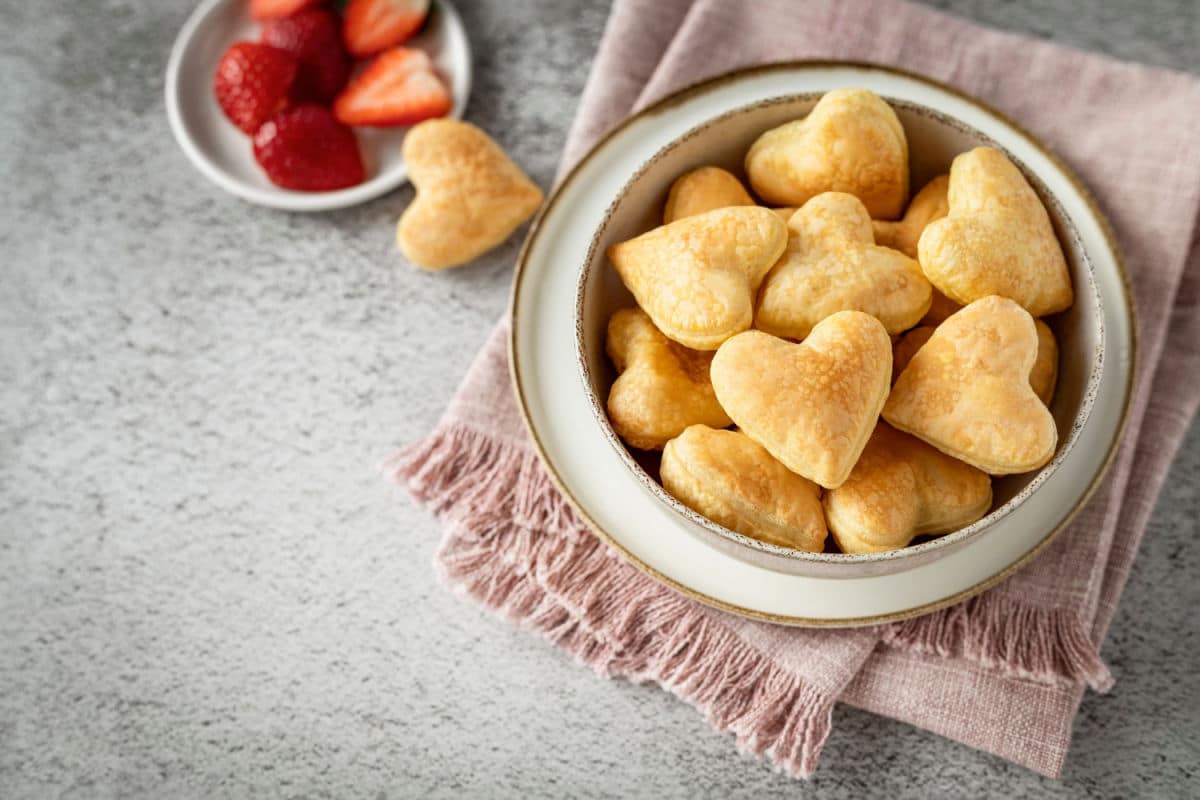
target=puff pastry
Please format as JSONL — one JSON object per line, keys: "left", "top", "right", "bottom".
{"left": 883, "top": 296, "right": 1058, "bottom": 474}
{"left": 711, "top": 312, "right": 892, "bottom": 488}
{"left": 661, "top": 425, "right": 828, "bottom": 552}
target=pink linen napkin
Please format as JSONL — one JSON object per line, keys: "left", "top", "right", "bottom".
{"left": 392, "top": 0, "right": 1200, "bottom": 778}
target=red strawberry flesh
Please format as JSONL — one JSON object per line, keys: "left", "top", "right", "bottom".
{"left": 342, "top": 0, "right": 430, "bottom": 58}
{"left": 213, "top": 42, "right": 298, "bottom": 135}
{"left": 261, "top": 8, "right": 351, "bottom": 103}
{"left": 250, "top": 0, "right": 322, "bottom": 21}
{"left": 333, "top": 46, "right": 451, "bottom": 127}
{"left": 253, "top": 105, "right": 365, "bottom": 192}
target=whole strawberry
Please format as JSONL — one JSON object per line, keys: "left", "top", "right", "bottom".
{"left": 253, "top": 105, "right": 365, "bottom": 192}
{"left": 261, "top": 8, "right": 351, "bottom": 103}
{"left": 213, "top": 42, "right": 298, "bottom": 134}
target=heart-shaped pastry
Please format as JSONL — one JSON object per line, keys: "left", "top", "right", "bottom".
{"left": 607, "top": 206, "right": 788, "bottom": 350}
{"left": 1030, "top": 319, "right": 1059, "bottom": 406}
{"left": 661, "top": 425, "right": 828, "bottom": 552}
{"left": 745, "top": 88, "right": 909, "bottom": 218}
{"left": 883, "top": 295, "right": 1057, "bottom": 474}
{"left": 755, "top": 193, "right": 932, "bottom": 339}
{"left": 397, "top": 120, "right": 544, "bottom": 270}
{"left": 892, "top": 319, "right": 1059, "bottom": 404}
{"left": 872, "top": 174, "right": 949, "bottom": 259}
{"left": 823, "top": 423, "right": 992, "bottom": 554}
{"left": 663, "top": 166, "right": 755, "bottom": 223}
{"left": 918, "top": 147, "right": 1073, "bottom": 316}
{"left": 605, "top": 308, "right": 732, "bottom": 450}
{"left": 711, "top": 312, "right": 892, "bottom": 488}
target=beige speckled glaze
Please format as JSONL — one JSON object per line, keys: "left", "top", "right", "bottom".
{"left": 575, "top": 94, "right": 1104, "bottom": 578}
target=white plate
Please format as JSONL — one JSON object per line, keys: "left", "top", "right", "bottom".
{"left": 510, "top": 63, "right": 1135, "bottom": 626}
{"left": 165, "top": 0, "right": 472, "bottom": 212}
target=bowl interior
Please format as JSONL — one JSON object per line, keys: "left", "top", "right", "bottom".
{"left": 576, "top": 94, "right": 1102, "bottom": 575}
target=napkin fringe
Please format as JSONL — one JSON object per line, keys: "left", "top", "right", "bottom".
{"left": 389, "top": 422, "right": 835, "bottom": 778}
{"left": 883, "top": 595, "right": 1114, "bottom": 692}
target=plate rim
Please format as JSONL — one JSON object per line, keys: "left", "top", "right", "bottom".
{"left": 507, "top": 60, "right": 1138, "bottom": 627}
{"left": 164, "top": 0, "right": 473, "bottom": 212}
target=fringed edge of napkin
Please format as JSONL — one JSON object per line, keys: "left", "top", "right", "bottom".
{"left": 387, "top": 422, "right": 836, "bottom": 778}
{"left": 882, "top": 595, "right": 1113, "bottom": 692}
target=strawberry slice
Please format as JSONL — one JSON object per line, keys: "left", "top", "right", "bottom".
{"left": 213, "top": 42, "right": 298, "bottom": 135}
{"left": 261, "top": 8, "right": 350, "bottom": 102}
{"left": 333, "top": 47, "right": 451, "bottom": 127}
{"left": 250, "top": 0, "right": 322, "bottom": 21}
{"left": 342, "top": 0, "right": 430, "bottom": 57}
{"left": 253, "top": 105, "right": 365, "bottom": 192}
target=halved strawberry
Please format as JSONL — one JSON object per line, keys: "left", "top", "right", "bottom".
{"left": 261, "top": 8, "right": 350, "bottom": 102}
{"left": 250, "top": 0, "right": 322, "bottom": 21}
{"left": 333, "top": 47, "right": 451, "bottom": 127}
{"left": 253, "top": 105, "right": 365, "bottom": 191}
{"left": 213, "top": 42, "right": 298, "bottom": 135}
{"left": 342, "top": 0, "right": 429, "bottom": 58}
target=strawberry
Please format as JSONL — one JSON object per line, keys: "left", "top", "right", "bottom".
{"left": 213, "top": 42, "right": 298, "bottom": 135}
{"left": 342, "top": 0, "right": 430, "bottom": 57}
{"left": 261, "top": 8, "right": 350, "bottom": 102}
{"left": 253, "top": 105, "right": 365, "bottom": 191}
{"left": 249, "top": 0, "right": 323, "bottom": 21}
{"left": 333, "top": 47, "right": 451, "bottom": 127}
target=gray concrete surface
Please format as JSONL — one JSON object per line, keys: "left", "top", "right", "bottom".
{"left": 1, "top": 0, "right": 1198, "bottom": 797}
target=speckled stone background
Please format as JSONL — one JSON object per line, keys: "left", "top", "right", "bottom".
{"left": 1, "top": 1, "right": 1198, "bottom": 797}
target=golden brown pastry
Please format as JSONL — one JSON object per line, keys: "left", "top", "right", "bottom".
{"left": 663, "top": 166, "right": 756, "bottom": 223}
{"left": 605, "top": 308, "right": 732, "bottom": 450}
{"left": 883, "top": 296, "right": 1058, "bottom": 474}
{"left": 755, "top": 192, "right": 932, "bottom": 339}
{"left": 895, "top": 321, "right": 1058, "bottom": 402}
{"left": 918, "top": 147, "right": 1073, "bottom": 316}
{"left": 745, "top": 88, "right": 909, "bottom": 218}
{"left": 397, "top": 120, "right": 543, "bottom": 270}
{"left": 872, "top": 174, "right": 950, "bottom": 258}
{"left": 771, "top": 207, "right": 798, "bottom": 223}
{"left": 1031, "top": 319, "right": 1059, "bottom": 406}
{"left": 824, "top": 423, "right": 992, "bottom": 554}
{"left": 710, "top": 312, "right": 892, "bottom": 488}
{"left": 607, "top": 206, "right": 788, "bottom": 350}
{"left": 892, "top": 325, "right": 935, "bottom": 383}
{"left": 661, "top": 425, "right": 828, "bottom": 552}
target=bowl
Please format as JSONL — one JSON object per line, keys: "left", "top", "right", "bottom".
{"left": 164, "top": 0, "right": 472, "bottom": 212}
{"left": 575, "top": 94, "right": 1103, "bottom": 578}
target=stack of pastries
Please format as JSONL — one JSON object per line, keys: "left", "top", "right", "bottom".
{"left": 603, "top": 88, "right": 1072, "bottom": 555}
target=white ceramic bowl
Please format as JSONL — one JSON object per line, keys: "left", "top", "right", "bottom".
{"left": 164, "top": 0, "right": 472, "bottom": 211}
{"left": 575, "top": 94, "right": 1104, "bottom": 578}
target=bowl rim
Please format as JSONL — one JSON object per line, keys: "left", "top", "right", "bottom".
{"left": 573, "top": 91, "right": 1105, "bottom": 568}
{"left": 508, "top": 59, "right": 1137, "bottom": 625}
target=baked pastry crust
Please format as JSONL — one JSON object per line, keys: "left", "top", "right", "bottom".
{"left": 661, "top": 425, "right": 828, "bottom": 552}
{"left": 745, "top": 88, "right": 909, "bottom": 219}
{"left": 663, "top": 166, "right": 756, "bottom": 223}
{"left": 397, "top": 120, "right": 543, "bottom": 270}
{"left": 883, "top": 295, "right": 1058, "bottom": 474}
{"left": 872, "top": 174, "right": 950, "bottom": 258}
{"left": 756, "top": 192, "right": 932, "bottom": 340}
{"left": 918, "top": 147, "right": 1073, "bottom": 316}
{"left": 711, "top": 312, "right": 892, "bottom": 489}
{"left": 607, "top": 206, "right": 788, "bottom": 350}
{"left": 605, "top": 308, "right": 732, "bottom": 450}
{"left": 824, "top": 423, "right": 992, "bottom": 554}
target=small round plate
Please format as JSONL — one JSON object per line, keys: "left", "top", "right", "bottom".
{"left": 509, "top": 62, "right": 1135, "bottom": 627}
{"left": 165, "top": 0, "right": 472, "bottom": 212}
